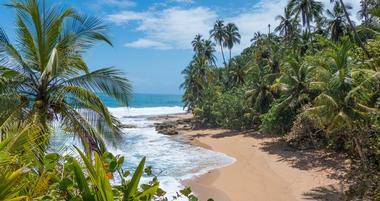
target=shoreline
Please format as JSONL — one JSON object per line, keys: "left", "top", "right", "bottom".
{"left": 155, "top": 113, "right": 348, "bottom": 201}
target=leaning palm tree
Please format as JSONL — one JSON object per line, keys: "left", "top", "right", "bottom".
{"left": 330, "top": 0, "right": 371, "bottom": 57}
{"left": 210, "top": 20, "right": 227, "bottom": 66}
{"left": 289, "top": 0, "right": 323, "bottom": 33}
{"left": 224, "top": 23, "right": 241, "bottom": 61}
{"left": 0, "top": 0, "right": 131, "bottom": 154}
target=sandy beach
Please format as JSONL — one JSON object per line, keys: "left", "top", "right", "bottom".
{"left": 157, "top": 114, "right": 347, "bottom": 201}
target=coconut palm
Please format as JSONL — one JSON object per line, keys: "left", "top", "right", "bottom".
{"left": 358, "top": 0, "right": 377, "bottom": 26}
{"left": 326, "top": 2, "right": 350, "bottom": 41}
{"left": 289, "top": 0, "right": 324, "bottom": 33}
{"left": 181, "top": 56, "right": 213, "bottom": 110}
{"left": 191, "top": 35, "right": 216, "bottom": 65}
{"left": 210, "top": 20, "right": 227, "bottom": 66}
{"left": 275, "top": 7, "right": 299, "bottom": 40}
{"left": 0, "top": 0, "right": 132, "bottom": 154}
{"left": 305, "top": 38, "right": 370, "bottom": 163}
{"left": 224, "top": 23, "right": 241, "bottom": 61}
{"left": 191, "top": 34, "right": 204, "bottom": 54}
{"left": 330, "top": 0, "right": 371, "bottom": 57}
{"left": 227, "top": 56, "right": 249, "bottom": 87}
{"left": 202, "top": 39, "right": 217, "bottom": 65}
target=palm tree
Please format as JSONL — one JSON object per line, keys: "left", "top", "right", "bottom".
{"left": 358, "top": 0, "right": 377, "bottom": 26}
{"left": 277, "top": 54, "right": 317, "bottom": 109}
{"left": 306, "top": 39, "right": 368, "bottom": 163}
{"left": 330, "top": 0, "right": 371, "bottom": 57}
{"left": 191, "top": 34, "right": 204, "bottom": 54}
{"left": 289, "top": 0, "right": 323, "bottom": 33}
{"left": 275, "top": 7, "right": 299, "bottom": 40}
{"left": 227, "top": 56, "right": 249, "bottom": 87}
{"left": 210, "top": 20, "right": 227, "bottom": 66}
{"left": 224, "top": 23, "right": 241, "bottom": 61}
{"left": 326, "top": 2, "right": 350, "bottom": 41}
{"left": 0, "top": 0, "right": 132, "bottom": 154}
{"left": 202, "top": 39, "right": 217, "bottom": 65}
{"left": 191, "top": 35, "right": 216, "bottom": 65}
{"left": 181, "top": 56, "right": 213, "bottom": 110}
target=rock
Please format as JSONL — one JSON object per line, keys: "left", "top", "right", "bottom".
{"left": 154, "top": 121, "right": 179, "bottom": 135}
{"left": 120, "top": 124, "right": 137, "bottom": 129}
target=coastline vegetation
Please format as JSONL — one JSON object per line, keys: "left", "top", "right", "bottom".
{"left": 181, "top": 0, "right": 380, "bottom": 200}
{"left": 0, "top": 0, "right": 194, "bottom": 200}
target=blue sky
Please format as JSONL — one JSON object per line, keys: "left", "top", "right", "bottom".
{"left": 0, "top": 0, "right": 361, "bottom": 94}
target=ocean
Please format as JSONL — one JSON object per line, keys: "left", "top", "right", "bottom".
{"left": 52, "top": 94, "right": 235, "bottom": 200}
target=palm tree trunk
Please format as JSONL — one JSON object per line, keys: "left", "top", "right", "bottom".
{"left": 229, "top": 48, "right": 232, "bottom": 62}
{"left": 353, "top": 136, "right": 368, "bottom": 169}
{"left": 339, "top": 0, "right": 371, "bottom": 58}
{"left": 219, "top": 41, "right": 226, "bottom": 67}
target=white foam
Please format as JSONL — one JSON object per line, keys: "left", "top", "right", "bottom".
{"left": 109, "top": 106, "right": 186, "bottom": 118}
{"left": 106, "top": 107, "right": 236, "bottom": 200}
{"left": 51, "top": 106, "right": 235, "bottom": 200}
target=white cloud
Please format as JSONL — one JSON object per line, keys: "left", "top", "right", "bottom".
{"left": 107, "top": 11, "right": 147, "bottom": 24}
{"left": 102, "top": 0, "right": 136, "bottom": 8}
{"left": 227, "top": 0, "right": 361, "bottom": 53}
{"left": 125, "top": 39, "right": 171, "bottom": 49}
{"left": 107, "top": 7, "right": 217, "bottom": 49}
{"left": 107, "top": 0, "right": 361, "bottom": 52}
{"left": 169, "top": 0, "right": 194, "bottom": 3}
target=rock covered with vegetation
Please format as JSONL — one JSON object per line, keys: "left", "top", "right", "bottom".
{"left": 181, "top": 0, "right": 380, "bottom": 199}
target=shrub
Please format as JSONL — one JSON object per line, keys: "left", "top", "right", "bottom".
{"left": 260, "top": 99, "right": 297, "bottom": 135}
{"left": 211, "top": 89, "right": 253, "bottom": 130}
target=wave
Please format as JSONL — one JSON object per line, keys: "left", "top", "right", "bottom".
{"left": 108, "top": 106, "right": 186, "bottom": 118}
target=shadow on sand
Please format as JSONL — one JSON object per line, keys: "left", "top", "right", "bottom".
{"left": 303, "top": 185, "right": 344, "bottom": 201}
{"left": 187, "top": 128, "right": 347, "bottom": 201}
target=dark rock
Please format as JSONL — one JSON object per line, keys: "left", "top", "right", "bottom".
{"left": 120, "top": 124, "right": 137, "bottom": 129}
{"left": 154, "top": 121, "right": 179, "bottom": 135}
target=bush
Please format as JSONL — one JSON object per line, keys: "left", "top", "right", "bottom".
{"left": 211, "top": 89, "right": 253, "bottom": 130}
{"left": 286, "top": 112, "right": 327, "bottom": 149}
{"left": 260, "top": 99, "right": 297, "bottom": 135}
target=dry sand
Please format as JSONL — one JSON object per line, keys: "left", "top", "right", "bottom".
{"left": 158, "top": 114, "right": 347, "bottom": 201}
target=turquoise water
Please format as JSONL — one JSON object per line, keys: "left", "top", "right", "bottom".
{"left": 99, "top": 93, "right": 183, "bottom": 108}
{"left": 52, "top": 93, "right": 234, "bottom": 200}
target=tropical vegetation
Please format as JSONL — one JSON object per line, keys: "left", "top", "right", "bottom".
{"left": 181, "top": 0, "right": 380, "bottom": 200}
{"left": 0, "top": 0, "right": 200, "bottom": 200}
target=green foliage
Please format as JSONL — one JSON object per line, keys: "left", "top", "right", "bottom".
{"left": 181, "top": 0, "right": 380, "bottom": 199}
{"left": 210, "top": 89, "right": 253, "bottom": 130}
{"left": 0, "top": 0, "right": 132, "bottom": 153}
{"left": 260, "top": 99, "right": 297, "bottom": 135}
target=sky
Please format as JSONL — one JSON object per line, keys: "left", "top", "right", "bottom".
{"left": 0, "top": 0, "right": 361, "bottom": 95}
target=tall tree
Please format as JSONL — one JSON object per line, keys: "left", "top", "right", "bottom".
{"left": 331, "top": 0, "right": 371, "bottom": 57}
{"left": 192, "top": 34, "right": 204, "bottom": 54}
{"left": 289, "top": 0, "right": 323, "bottom": 33}
{"left": 210, "top": 20, "right": 227, "bottom": 66}
{"left": 275, "top": 7, "right": 298, "bottom": 40}
{"left": 224, "top": 23, "right": 241, "bottom": 61}
{"left": 358, "top": 0, "right": 377, "bottom": 26}
{"left": 191, "top": 34, "right": 216, "bottom": 65}
{"left": 0, "top": 0, "right": 132, "bottom": 154}
{"left": 326, "top": 2, "right": 350, "bottom": 41}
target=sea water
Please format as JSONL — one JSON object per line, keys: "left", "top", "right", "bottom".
{"left": 51, "top": 94, "right": 235, "bottom": 200}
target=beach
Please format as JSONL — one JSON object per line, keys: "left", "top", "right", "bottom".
{"left": 157, "top": 114, "right": 347, "bottom": 201}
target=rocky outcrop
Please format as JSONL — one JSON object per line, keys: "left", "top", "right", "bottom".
{"left": 154, "top": 122, "right": 179, "bottom": 135}
{"left": 120, "top": 124, "right": 137, "bottom": 129}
